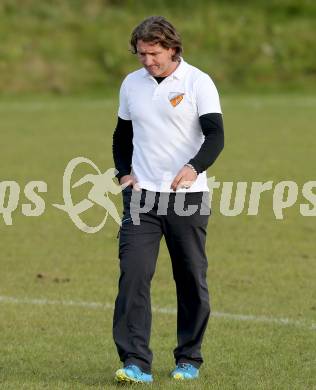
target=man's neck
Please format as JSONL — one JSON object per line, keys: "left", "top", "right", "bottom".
{"left": 160, "top": 59, "right": 180, "bottom": 78}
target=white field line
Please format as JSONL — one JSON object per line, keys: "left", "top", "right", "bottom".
{"left": 0, "top": 295, "right": 315, "bottom": 331}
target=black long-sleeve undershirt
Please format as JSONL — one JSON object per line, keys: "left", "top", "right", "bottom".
{"left": 188, "top": 113, "right": 224, "bottom": 173}
{"left": 112, "top": 117, "right": 134, "bottom": 180}
{"left": 112, "top": 113, "right": 224, "bottom": 180}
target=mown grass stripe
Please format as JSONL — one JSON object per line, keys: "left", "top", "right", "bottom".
{"left": 0, "top": 96, "right": 316, "bottom": 112}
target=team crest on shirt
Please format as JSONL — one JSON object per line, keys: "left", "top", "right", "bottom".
{"left": 168, "top": 92, "right": 185, "bottom": 107}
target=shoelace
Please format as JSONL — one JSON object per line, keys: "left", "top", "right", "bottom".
{"left": 178, "top": 363, "right": 191, "bottom": 370}
{"left": 124, "top": 365, "right": 143, "bottom": 376}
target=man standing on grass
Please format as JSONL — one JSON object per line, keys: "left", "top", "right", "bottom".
{"left": 112, "top": 16, "right": 224, "bottom": 383}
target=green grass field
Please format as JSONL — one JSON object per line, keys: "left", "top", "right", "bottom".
{"left": 0, "top": 94, "right": 315, "bottom": 389}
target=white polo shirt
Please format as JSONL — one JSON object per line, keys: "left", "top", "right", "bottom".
{"left": 118, "top": 58, "right": 222, "bottom": 192}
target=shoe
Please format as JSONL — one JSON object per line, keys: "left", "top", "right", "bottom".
{"left": 115, "top": 364, "right": 153, "bottom": 383}
{"left": 171, "top": 363, "right": 199, "bottom": 380}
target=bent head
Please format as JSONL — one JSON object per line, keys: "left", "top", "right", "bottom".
{"left": 130, "top": 16, "right": 182, "bottom": 77}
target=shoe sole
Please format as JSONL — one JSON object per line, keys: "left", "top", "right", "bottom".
{"left": 115, "top": 369, "right": 153, "bottom": 384}
{"left": 171, "top": 373, "right": 198, "bottom": 380}
{"left": 172, "top": 373, "right": 185, "bottom": 380}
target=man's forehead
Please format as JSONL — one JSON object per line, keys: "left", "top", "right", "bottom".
{"left": 136, "top": 40, "right": 164, "bottom": 52}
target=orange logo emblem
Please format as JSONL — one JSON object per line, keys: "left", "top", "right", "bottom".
{"left": 169, "top": 92, "right": 185, "bottom": 107}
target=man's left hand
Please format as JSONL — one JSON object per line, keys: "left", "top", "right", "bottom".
{"left": 170, "top": 165, "right": 198, "bottom": 191}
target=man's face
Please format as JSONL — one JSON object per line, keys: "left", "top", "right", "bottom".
{"left": 136, "top": 40, "right": 177, "bottom": 77}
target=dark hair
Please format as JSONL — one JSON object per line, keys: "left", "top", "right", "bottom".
{"left": 130, "top": 16, "right": 182, "bottom": 61}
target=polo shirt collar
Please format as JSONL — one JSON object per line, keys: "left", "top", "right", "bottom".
{"left": 142, "top": 57, "right": 188, "bottom": 80}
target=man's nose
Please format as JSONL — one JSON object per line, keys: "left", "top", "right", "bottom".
{"left": 142, "top": 55, "right": 154, "bottom": 66}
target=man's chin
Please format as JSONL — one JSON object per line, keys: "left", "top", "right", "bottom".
{"left": 146, "top": 68, "right": 161, "bottom": 77}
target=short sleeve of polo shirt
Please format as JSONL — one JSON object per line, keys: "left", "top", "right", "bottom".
{"left": 195, "top": 73, "right": 222, "bottom": 116}
{"left": 118, "top": 78, "right": 131, "bottom": 120}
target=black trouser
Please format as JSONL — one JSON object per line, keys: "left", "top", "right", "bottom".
{"left": 113, "top": 188, "right": 211, "bottom": 374}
